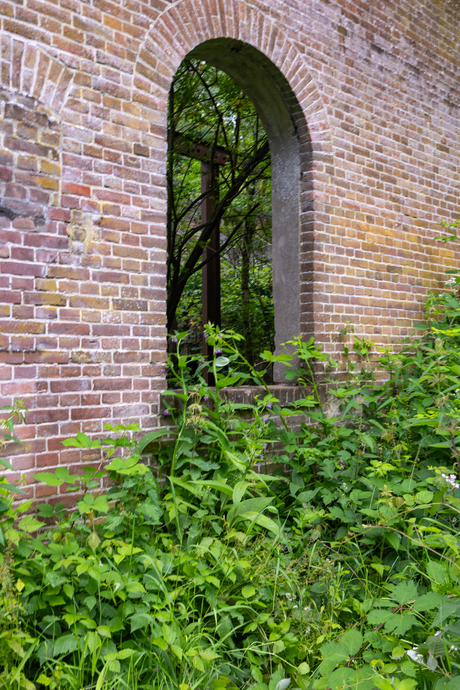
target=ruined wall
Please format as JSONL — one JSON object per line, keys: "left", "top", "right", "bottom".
{"left": 0, "top": 0, "right": 459, "bottom": 497}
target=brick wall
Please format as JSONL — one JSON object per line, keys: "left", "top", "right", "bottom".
{"left": 0, "top": 0, "right": 460, "bottom": 495}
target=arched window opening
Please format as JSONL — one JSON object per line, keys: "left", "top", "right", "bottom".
{"left": 167, "top": 59, "right": 274, "bottom": 369}
{"left": 166, "top": 39, "right": 308, "bottom": 383}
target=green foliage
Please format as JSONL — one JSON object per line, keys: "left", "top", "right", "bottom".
{"left": 0, "top": 401, "right": 31, "bottom": 548}
{"left": 0, "top": 545, "right": 36, "bottom": 690}
{"left": 0, "top": 403, "right": 36, "bottom": 690}
{"left": 4, "top": 286, "right": 460, "bottom": 687}
{"left": 177, "top": 256, "right": 275, "bottom": 364}
{"left": 168, "top": 60, "right": 273, "bottom": 362}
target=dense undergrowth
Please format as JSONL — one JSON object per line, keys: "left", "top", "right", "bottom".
{"left": 2, "top": 279, "right": 460, "bottom": 689}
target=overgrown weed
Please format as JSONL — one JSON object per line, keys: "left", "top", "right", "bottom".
{"left": 2, "top": 278, "right": 460, "bottom": 688}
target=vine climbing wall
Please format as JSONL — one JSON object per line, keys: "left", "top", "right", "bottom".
{"left": 0, "top": 0, "right": 459, "bottom": 497}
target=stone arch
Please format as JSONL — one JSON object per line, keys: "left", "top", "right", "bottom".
{"left": 134, "top": 0, "right": 334, "bottom": 372}
{"left": 0, "top": 34, "right": 74, "bottom": 115}
{"left": 0, "top": 34, "right": 76, "bottom": 224}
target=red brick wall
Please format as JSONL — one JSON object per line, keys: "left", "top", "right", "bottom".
{"left": 0, "top": 0, "right": 460, "bottom": 494}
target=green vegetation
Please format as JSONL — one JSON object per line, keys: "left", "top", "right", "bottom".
{"left": 2, "top": 266, "right": 460, "bottom": 688}
{"left": 168, "top": 60, "right": 273, "bottom": 361}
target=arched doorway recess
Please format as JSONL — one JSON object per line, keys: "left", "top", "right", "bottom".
{"left": 134, "top": 3, "right": 334, "bottom": 381}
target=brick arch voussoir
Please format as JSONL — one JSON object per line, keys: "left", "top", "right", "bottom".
{"left": 133, "top": 0, "right": 333, "bottom": 158}
{"left": 0, "top": 33, "right": 74, "bottom": 117}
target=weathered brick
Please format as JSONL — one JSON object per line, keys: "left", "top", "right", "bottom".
{"left": 24, "top": 292, "right": 67, "bottom": 306}
{"left": 69, "top": 296, "right": 110, "bottom": 309}
{"left": 0, "top": 0, "right": 459, "bottom": 498}
{"left": 113, "top": 298, "right": 148, "bottom": 311}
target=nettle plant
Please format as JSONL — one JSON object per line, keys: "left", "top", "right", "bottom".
{"left": 2, "top": 280, "right": 460, "bottom": 689}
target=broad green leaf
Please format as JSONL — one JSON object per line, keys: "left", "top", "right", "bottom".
{"left": 36, "top": 503, "right": 54, "bottom": 518}
{"left": 339, "top": 629, "right": 363, "bottom": 656}
{"left": 92, "top": 495, "right": 109, "bottom": 513}
{"left": 327, "top": 667, "right": 356, "bottom": 690}
{"left": 269, "top": 669, "right": 287, "bottom": 690}
{"left": 318, "top": 641, "right": 349, "bottom": 675}
{"left": 233, "top": 481, "right": 249, "bottom": 506}
{"left": 5, "top": 528, "right": 21, "bottom": 544}
{"left": 397, "top": 681, "right": 418, "bottom": 690}
{"left": 297, "top": 489, "right": 320, "bottom": 503}
{"left": 97, "top": 625, "right": 111, "bottom": 638}
{"left": 7, "top": 638, "right": 25, "bottom": 657}
{"left": 116, "top": 648, "right": 135, "bottom": 659}
{"left": 14, "top": 498, "right": 33, "bottom": 514}
{"left": 61, "top": 438, "right": 83, "bottom": 447}
{"left": 215, "top": 375, "right": 241, "bottom": 388}
{"left": 153, "top": 637, "right": 168, "bottom": 650}
{"left": 161, "top": 390, "right": 188, "bottom": 401}
{"left": 390, "top": 580, "right": 418, "bottom": 605}
{"left": 135, "top": 429, "right": 172, "bottom": 454}
{"left": 426, "top": 634, "right": 446, "bottom": 657}
{"left": 427, "top": 560, "right": 450, "bottom": 585}
{"left": 415, "top": 490, "right": 434, "bottom": 503}
{"left": 78, "top": 492, "right": 108, "bottom": 514}
{"left": 63, "top": 584, "right": 74, "bottom": 599}
{"left": 434, "top": 678, "right": 460, "bottom": 690}
{"left": 238, "top": 511, "right": 280, "bottom": 536}
{"left": 234, "top": 496, "right": 274, "bottom": 517}
{"left": 171, "top": 644, "right": 183, "bottom": 660}
{"left": 261, "top": 350, "right": 292, "bottom": 363}
{"left": 84, "top": 596, "right": 97, "bottom": 611}
{"left": 138, "top": 498, "right": 162, "bottom": 523}
{"left": 391, "top": 613, "right": 417, "bottom": 636}
{"left": 192, "top": 655, "right": 205, "bottom": 672}
{"left": 62, "top": 432, "right": 101, "bottom": 449}
{"left": 0, "top": 458, "right": 14, "bottom": 471}
{"left": 0, "top": 482, "right": 23, "bottom": 494}
{"left": 192, "top": 480, "right": 233, "bottom": 497}
{"left": 163, "top": 624, "right": 176, "bottom": 646}
{"left": 170, "top": 476, "right": 202, "bottom": 496}
{"left": 373, "top": 679, "right": 395, "bottom": 690}
{"left": 371, "top": 563, "right": 385, "bottom": 576}
{"left": 117, "top": 544, "right": 143, "bottom": 557}
{"left": 241, "top": 585, "right": 256, "bottom": 598}
{"left": 385, "top": 531, "right": 400, "bottom": 551}
{"left": 87, "top": 567, "right": 102, "bottom": 583}
{"left": 104, "top": 456, "right": 139, "bottom": 473}
{"left": 45, "top": 571, "right": 67, "bottom": 588}
{"left": 33, "top": 472, "right": 64, "bottom": 487}
{"left": 130, "top": 613, "right": 153, "bottom": 632}
{"left": 274, "top": 680, "right": 291, "bottom": 690}
{"left": 18, "top": 515, "right": 44, "bottom": 532}
{"left": 224, "top": 449, "right": 246, "bottom": 471}
{"left": 76, "top": 432, "right": 92, "bottom": 447}
{"left": 367, "top": 609, "right": 393, "bottom": 625}
{"left": 53, "top": 634, "right": 79, "bottom": 657}
{"left": 126, "top": 581, "right": 145, "bottom": 595}
{"left": 199, "top": 649, "right": 219, "bottom": 661}
{"left": 413, "top": 591, "right": 445, "bottom": 612}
